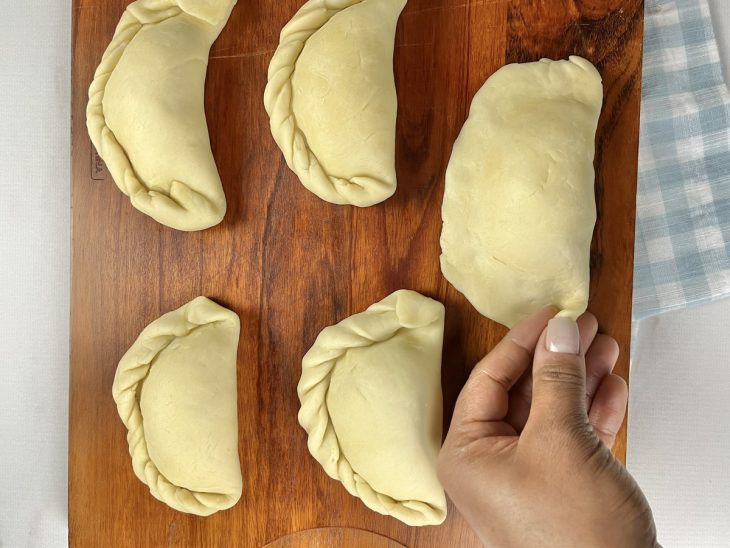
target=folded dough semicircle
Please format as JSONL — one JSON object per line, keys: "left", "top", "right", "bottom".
{"left": 298, "top": 289, "right": 447, "bottom": 526}
{"left": 264, "top": 0, "right": 406, "bottom": 207}
{"left": 87, "top": 0, "right": 236, "bottom": 231}
{"left": 440, "top": 56, "right": 603, "bottom": 327}
{"left": 112, "top": 296, "right": 242, "bottom": 516}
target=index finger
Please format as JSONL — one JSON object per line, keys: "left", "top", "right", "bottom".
{"left": 451, "top": 307, "right": 557, "bottom": 428}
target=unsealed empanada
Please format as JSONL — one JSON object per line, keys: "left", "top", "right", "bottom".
{"left": 298, "top": 290, "right": 447, "bottom": 526}
{"left": 440, "top": 56, "right": 603, "bottom": 327}
{"left": 264, "top": 0, "right": 406, "bottom": 206}
{"left": 112, "top": 296, "right": 242, "bottom": 516}
{"left": 87, "top": 0, "right": 236, "bottom": 231}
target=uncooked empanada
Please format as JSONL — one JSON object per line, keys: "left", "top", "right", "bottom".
{"left": 298, "top": 290, "right": 447, "bottom": 526}
{"left": 87, "top": 0, "right": 236, "bottom": 231}
{"left": 264, "top": 0, "right": 406, "bottom": 206}
{"left": 440, "top": 56, "right": 603, "bottom": 327}
{"left": 112, "top": 296, "right": 242, "bottom": 516}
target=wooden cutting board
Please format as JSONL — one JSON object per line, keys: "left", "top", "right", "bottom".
{"left": 69, "top": 1, "right": 644, "bottom": 546}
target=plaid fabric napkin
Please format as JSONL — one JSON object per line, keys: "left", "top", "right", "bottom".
{"left": 633, "top": 0, "right": 730, "bottom": 319}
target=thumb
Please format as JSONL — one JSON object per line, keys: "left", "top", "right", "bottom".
{"left": 526, "top": 317, "right": 588, "bottom": 431}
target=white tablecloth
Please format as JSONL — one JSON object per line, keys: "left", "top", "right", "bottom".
{"left": 0, "top": 1, "right": 728, "bottom": 547}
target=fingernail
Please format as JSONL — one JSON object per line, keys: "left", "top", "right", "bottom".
{"left": 546, "top": 318, "right": 580, "bottom": 354}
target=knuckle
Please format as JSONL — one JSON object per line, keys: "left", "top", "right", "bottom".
{"left": 591, "top": 421, "right": 619, "bottom": 445}
{"left": 555, "top": 428, "right": 603, "bottom": 464}
{"left": 473, "top": 367, "right": 512, "bottom": 392}
{"left": 566, "top": 414, "right": 599, "bottom": 445}
{"left": 535, "top": 361, "right": 584, "bottom": 387}
{"left": 534, "top": 411, "right": 599, "bottom": 455}
{"left": 504, "top": 337, "right": 534, "bottom": 364}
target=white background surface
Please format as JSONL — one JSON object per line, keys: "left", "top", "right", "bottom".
{"left": 629, "top": 299, "right": 730, "bottom": 547}
{"left": 0, "top": 1, "right": 728, "bottom": 547}
{"left": 0, "top": 1, "right": 71, "bottom": 547}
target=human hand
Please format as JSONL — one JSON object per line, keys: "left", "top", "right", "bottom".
{"left": 438, "top": 308, "right": 658, "bottom": 547}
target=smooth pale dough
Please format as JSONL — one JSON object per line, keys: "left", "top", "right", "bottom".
{"left": 440, "top": 56, "right": 603, "bottom": 328}
{"left": 264, "top": 0, "right": 406, "bottom": 207}
{"left": 87, "top": 0, "right": 236, "bottom": 231}
{"left": 298, "top": 290, "right": 447, "bottom": 526}
{"left": 112, "top": 296, "right": 242, "bottom": 516}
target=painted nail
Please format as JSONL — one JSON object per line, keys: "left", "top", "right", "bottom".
{"left": 546, "top": 317, "right": 580, "bottom": 354}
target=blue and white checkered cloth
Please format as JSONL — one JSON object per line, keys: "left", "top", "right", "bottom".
{"left": 633, "top": 0, "right": 730, "bottom": 319}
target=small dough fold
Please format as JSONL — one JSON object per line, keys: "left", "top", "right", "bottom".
{"left": 112, "top": 296, "right": 242, "bottom": 516}
{"left": 440, "top": 56, "right": 603, "bottom": 327}
{"left": 87, "top": 0, "right": 236, "bottom": 231}
{"left": 264, "top": 0, "right": 406, "bottom": 206}
{"left": 298, "top": 290, "right": 447, "bottom": 526}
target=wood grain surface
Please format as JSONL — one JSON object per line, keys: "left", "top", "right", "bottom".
{"left": 69, "top": 0, "right": 644, "bottom": 546}
{"left": 264, "top": 528, "right": 406, "bottom": 548}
